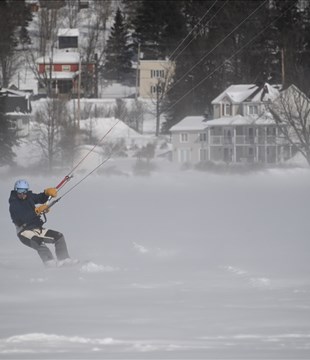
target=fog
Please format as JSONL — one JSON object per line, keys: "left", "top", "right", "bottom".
{"left": 1, "top": 165, "right": 310, "bottom": 359}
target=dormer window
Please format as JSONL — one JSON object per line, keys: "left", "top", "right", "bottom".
{"left": 248, "top": 105, "right": 258, "bottom": 115}
{"left": 222, "top": 103, "right": 231, "bottom": 116}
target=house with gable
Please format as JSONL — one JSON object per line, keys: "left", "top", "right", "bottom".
{"left": 170, "top": 83, "right": 292, "bottom": 165}
{"left": 36, "top": 51, "right": 80, "bottom": 96}
{"left": 36, "top": 28, "right": 97, "bottom": 98}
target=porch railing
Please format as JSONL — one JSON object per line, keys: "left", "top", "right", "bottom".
{"left": 209, "top": 135, "right": 284, "bottom": 145}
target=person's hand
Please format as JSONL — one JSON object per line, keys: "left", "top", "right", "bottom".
{"left": 35, "top": 204, "right": 49, "bottom": 215}
{"left": 44, "top": 188, "right": 58, "bottom": 197}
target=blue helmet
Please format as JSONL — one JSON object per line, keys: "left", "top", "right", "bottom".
{"left": 14, "top": 179, "right": 29, "bottom": 193}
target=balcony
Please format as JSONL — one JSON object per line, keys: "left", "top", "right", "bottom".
{"left": 209, "top": 135, "right": 282, "bottom": 145}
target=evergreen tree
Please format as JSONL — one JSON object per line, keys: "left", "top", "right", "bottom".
{"left": 165, "top": 0, "right": 226, "bottom": 130}
{"left": 0, "top": 112, "right": 17, "bottom": 167}
{"left": 300, "top": 4, "right": 310, "bottom": 96}
{"left": 270, "top": 0, "right": 309, "bottom": 92}
{"left": 0, "top": 0, "right": 32, "bottom": 87}
{"left": 103, "top": 8, "right": 132, "bottom": 82}
{"left": 131, "top": 0, "right": 187, "bottom": 59}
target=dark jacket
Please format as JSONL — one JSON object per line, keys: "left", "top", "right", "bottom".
{"left": 9, "top": 190, "right": 49, "bottom": 230}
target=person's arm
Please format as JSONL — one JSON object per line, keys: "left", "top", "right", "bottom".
{"left": 32, "top": 188, "right": 57, "bottom": 204}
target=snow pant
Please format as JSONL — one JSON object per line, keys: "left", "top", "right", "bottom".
{"left": 18, "top": 228, "right": 69, "bottom": 264}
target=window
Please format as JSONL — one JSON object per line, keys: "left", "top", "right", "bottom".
{"left": 267, "top": 127, "right": 276, "bottom": 136}
{"left": 150, "top": 85, "right": 162, "bottom": 94}
{"left": 151, "top": 69, "right": 165, "bottom": 78}
{"left": 222, "top": 103, "right": 231, "bottom": 116}
{"left": 45, "top": 64, "right": 54, "bottom": 72}
{"left": 199, "top": 133, "right": 207, "bottom": 142}
{"left": 248, "top": 105, "right": 258, "bottom": 115}
{"left": 62, "top": 65, "right": 70, "bottom": 71}
{"left": 180, "top": 133, "right": 188, "bottom": 143}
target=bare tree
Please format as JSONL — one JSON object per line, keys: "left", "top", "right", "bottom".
{"left": 64, "top": 0, "right": 79, "bottom": 28}
{"left": 37, "top": 7, "right": 59, "bottom": 56}
{"left": 34, "top": 98, "right": 68, "bottom": 170}
{"left": 268, "top": 85, "right": 310, "bottom": 166}
{"left": 127, "top": 100, "right": 145, "bottom": 133}
{"left": 149, "top": 67, "right": 173, "bottom": 137}
{"left": 80, "top": 0, "right": 113, "bottom": 97}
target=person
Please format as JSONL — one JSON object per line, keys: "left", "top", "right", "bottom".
{"left": 9, "top": 179, "right": 78, "bottom": 267}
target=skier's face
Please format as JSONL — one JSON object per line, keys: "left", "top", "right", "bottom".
{"left": 16, "top": 190, "right": 28, "bottom": 200}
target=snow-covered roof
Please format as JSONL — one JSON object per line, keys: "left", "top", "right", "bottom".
{"left": 58, "top": 28, "right": 79, "bottom": 37}
{"left": 170, "top": 116, "right": 207, "bottom": 132}
{"left": 212, "top": 85, "right": 256, "bottom": 104}
{"left": 212, "top": 83, "right": 281, "bottom": 104}
{"left": 206, "top": 115, "right": 255, "bottom": 126}
{"left": 171, "top": 114, "right": 276, "bottom": 132}
{"left": 36, "top": 51, "right": 80, "bottom": 64}
{"left": 6, "top": 112, "right": 31, "bottom": 117}
{"left": 0, "top": 88, "right": 31, "bottom": 99}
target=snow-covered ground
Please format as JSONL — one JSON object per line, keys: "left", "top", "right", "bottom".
{"left": 1, "top": 165, "right": 310, "bottom": 359}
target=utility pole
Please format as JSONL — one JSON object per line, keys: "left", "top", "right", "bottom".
{"left": 77, "top": 52, "right": 81, "bottom": 128}
{"left": 94, "top": 53, "right": 98, "bottom": 98}
{"left": 156, "top": 80, "right": 161, "bottom": 137}
{"left": 281, "top": 48, "right": 285, "bottom": 86}
{"left": 135, "top": 44, "right": 140, "bottom": 100}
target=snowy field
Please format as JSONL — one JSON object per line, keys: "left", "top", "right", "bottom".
{"left": 1, "top": 164, "right": 310, "bottom": 359}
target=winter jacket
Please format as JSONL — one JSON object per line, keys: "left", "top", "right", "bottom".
{"left": 9, "top": 190, "right": 49, "bottom": 231}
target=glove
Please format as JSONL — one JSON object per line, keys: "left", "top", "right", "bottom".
{"left": 44, "top": 188, "right": 57, "bottom": 197}
{"left": 35, "top": 204, "right": 49, "bottom": 215}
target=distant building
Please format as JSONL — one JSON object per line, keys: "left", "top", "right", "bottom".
{"left": 39, "top": 0, "right": 65, "bottom": 9}
{"left": 58, "top": 28, "right": 79, "bottom": 50}
{"left": 138, "top": 59, "right": 175, "bottom": 99}
{"left": 0, "top": 88, "right": 32, "bottom": 136}
{"left": 78, "top": 0, "right": 89, "bottom": 10}
{"left": 170, "top": 83, "right": 292, "bottom": 165}
{"left": 36, "top": 51, "right": 81, "bottom": 96}
{"left": 36, "top": 28, "right": 97, "bottom": 98}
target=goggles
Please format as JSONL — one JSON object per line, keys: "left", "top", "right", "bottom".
{"left": 16, "top": 188, "right": 28, "bottom": 194}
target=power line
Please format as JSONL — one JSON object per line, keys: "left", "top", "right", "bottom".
{"left": 167, "top": 0, "right": 268, "bottom": 97}
{"left": 165, "top": 1, "right": 296, "bottom": 114}
{"left": 169, "top": 0, "right": 221, "bottom": 62}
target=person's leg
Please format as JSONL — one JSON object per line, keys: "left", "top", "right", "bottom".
{"left": 18, "top": 230, "right": 54, "bottom": 263}
{"left": 43, "top": 229, "right": 70, "bottom": 261}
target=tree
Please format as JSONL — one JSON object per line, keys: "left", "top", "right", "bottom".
{"left": 81, "top": 0, "right": 113, "bottom": 97}
{"left": 0, "top": 112, "right": 17, "bottom": 166}
{"left": 0, "top": 0, "right": 32, "bottom": 87}
{"left": 268, "top": 85, "right": 310, "bottom": 166}
{"left": 131, "top": 0, "right": 187, "bottom": 59}
{"left": 34, "top": 98, "right": 69, "bottom": 170}
{"left": 103, "top": 8, "right": 132, "bottom": 82}
{"left": 149, "top": 73, "right": 172, "bottom": 136}
{"left": 270, "top": 0, "right": 304, "bottom": 89}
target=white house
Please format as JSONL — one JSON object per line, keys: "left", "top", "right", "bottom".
{"left": 170, "top": 83, "right": 292, "bottom": 165}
